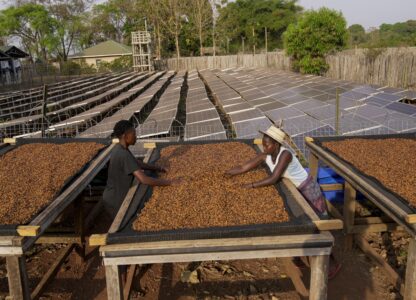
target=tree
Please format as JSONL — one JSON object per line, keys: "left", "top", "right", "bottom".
{"left": 0, "top": 3, "right": 58, "bottom": 61}
{"left": 41, "top": 0, "right": 91, "bottom": 61}
{"left": 158, "top": 0, "right": 191, "bottom": 61}
{"left": 189, "top": 0, "right": 212, "bottom": 56}
{"left": 348, "top": 24, "right": 366, "bottom": 46}
{"left": 284, "top": 7, "right": 348, "bottom": 75}
{"left": 217, "top": 0, "right": 302, "bottom": 53}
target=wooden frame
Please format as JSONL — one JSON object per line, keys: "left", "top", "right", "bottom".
{"left": 94, "top": 142, "right": 337, "bottom": 300}
{"left": 305, "top": 136, "right": 416, "bottom": 300}
{"left": 0, "top": 140, "right": 115, "bottom": 299}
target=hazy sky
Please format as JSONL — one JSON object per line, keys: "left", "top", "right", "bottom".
{"left": 0, "top": 0, "right": 415, "bottom": 30}
{"left": 298, "top": 0, "right": 416, "bottom": 29}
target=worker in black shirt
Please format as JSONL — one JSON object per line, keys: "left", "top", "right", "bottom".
{"left": 103, "top": 120, "right": 180, "bottom": 218}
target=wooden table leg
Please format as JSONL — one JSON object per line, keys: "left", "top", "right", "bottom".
{"left": 309, "top": 255, "right": 329, "bottom": 300}
{"left": 404, "top": 238, "right": 416, "bottom": 300}
{"left": 6, "top": 255, "right": 31, "bottom": 300}
{"left": 105, "top": 265, "right": 123, "bottom": 300}
{"left": 309, "top": 153, "right": 319, "bottom": 181}
{"left": 74, "top": 197, "right": 86, "bottom": 264}
{"left": 281, "top": 258, "right": 309, "bottom": 298}
{"left": 343, "top": 181, "right": 356, "bottom": 250}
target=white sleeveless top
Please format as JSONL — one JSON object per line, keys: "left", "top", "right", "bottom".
{"left": 265, "top": 147, "right": 308, "bottom": 188}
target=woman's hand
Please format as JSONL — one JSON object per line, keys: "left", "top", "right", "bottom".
{"left": 242, "top": 183, "right": 254, "bottom": 189}
{"left": 157, "top": 166, "right": 167, "bottom": 173}
{"left": 224, "top": 168, "right": 238, "bottom": 176}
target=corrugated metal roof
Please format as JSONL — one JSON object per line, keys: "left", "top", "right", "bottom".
{"left": 70, "top": 40, "right": 132, "bottom": 58}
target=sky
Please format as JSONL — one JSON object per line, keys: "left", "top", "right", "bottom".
{"left": 298, "top": 0, "right": 416, "bottom": 29}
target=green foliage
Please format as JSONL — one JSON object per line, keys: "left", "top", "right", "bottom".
{"left": 284, "top": 7, "right": 348, "bottom": 75}
{"left": 217, "top": 0, "right": 302, "bottom": 53}
{"left": 0, "top": 3, "right": 58, "bottom": 60}
{"left": 97, "top": 56, "right": 132, "bottom": 72}
{"left": 348, "top": 24, "right": 366, "bottom": 46}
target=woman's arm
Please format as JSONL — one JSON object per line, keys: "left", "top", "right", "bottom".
{"left": 137, "top": 160, "right": 166, "bottom": 172}
{"left": 225, "top": 153, "right": 266, "bottom": 176}
{"left": 133, "top": 170, "right": 176, "bottom": 186}
{"left": 244, "top": 150, "right": 292, "bottom": 188}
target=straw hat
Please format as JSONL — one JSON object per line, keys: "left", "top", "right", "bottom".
{"left": 259, "top": 125, "right": 287, "bottom": 144}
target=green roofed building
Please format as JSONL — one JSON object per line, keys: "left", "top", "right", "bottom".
{"left": 69, "top": 40, "right": 132, "bottom": 67}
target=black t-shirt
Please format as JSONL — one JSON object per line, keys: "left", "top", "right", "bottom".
{"left": 103, "top": 144, "right": 140, "bottom": 218}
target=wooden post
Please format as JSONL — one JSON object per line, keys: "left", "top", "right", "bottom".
{"left": 105, "top": 265, "right": 123, "bottom": 300}
{"left": 309, "top": 255, "right": 329, "bottom": 300}
{"left": 6, "top": 255, "right": 31, "bottom": 300}
{"left": 74, "top": 197, "right": 86, "bottom": 264}
{"left": 41, "top": 84, "right": 48, "bottom": 137}
{"left": 335, "top": 88, "right": 340, "bottom": 135}
{"left": 404, "top": 238, "right": 416, "bottom": 299}
{"left": 309, "top": 152, "right": 319, "bottom": 181}
{"left": 265, "top": 27, "right": 268, "bottom": 53}
{"left": 343, "top": 181, "right": 357, "bottom": 250}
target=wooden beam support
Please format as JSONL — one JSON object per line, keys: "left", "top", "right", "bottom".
{"left": 253, "top": 138, "right": 262, "bottom": 145}
{"left": 343, "top": 181, "right": 356, "bottom": 250}
{"left": 309, "top": 255, "right": 329, "bottom": 300}
{"left": 3, "top": 138, "right": 16, "bottom": 144}
{"left": 16, "top": 226, "right": 40, "bottom": 237}
{"left": 281, "top": 258, "right": 309, "bottom": 298}
{"left": 320, "top": 183, "right": 343, "bottom": 191}
{"left": 143, "top": 142, "right": 156, "bottom": 149}
{"left": 123, "top": 265, "right": 137, "bottom": 300}
{"left": 89, "top": 234, "right": 108, "bottom": 246}
{"left": 404, "top": 238, "right": 416, "bottom": 299}
{"left": 354, "top": 235, "right": 404, "bottom": 295}
{"left": 105, "top": 265, "right": 123, "bottom": 300}
{"left": 6, "top": 256, "right": 31, "bottom": 300}
{"left": 405, "top": 214, "right": 416, "bottom": 224}
{"left": 308, "top": 152, "right": 319, "bottom": 181}
{"left": 31, "top": 244, "right": 75, "bottom": 300}
{"left": 313, "top": 219, "right": 343, "bottom": 231}
{"left": 351, "top": 223, "right": 403, "bottom": 234}
{"left": 325, "top": 199, "right": 343, "bottom": 220}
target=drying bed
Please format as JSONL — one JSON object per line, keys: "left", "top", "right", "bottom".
{"left": 306, "top": 133, "right": 416, "bottom": 235}
{"left": 133, "top": 142, "right": 289, "bottom": 232}
{"left": 0, "top": 138, "right": 111, "bottom": 235}
{"left": 0, "top": 142, "right": 104, "bottom": 225}
{"left": 106, "top": 140, "right": 319, "bottom": 245}
{"left": 322, "top": 138, "right": 416, "bottom": 208}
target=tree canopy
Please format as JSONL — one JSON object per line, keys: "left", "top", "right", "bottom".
{"left": 284, "top": 7, "right": 348, "bottom": 75}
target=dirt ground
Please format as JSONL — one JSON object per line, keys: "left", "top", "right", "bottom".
{"left": 0, "top": 211, "right": 403, "bottom": 300}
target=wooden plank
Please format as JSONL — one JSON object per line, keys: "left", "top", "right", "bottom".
{"left": 355, "top": 216, "right": 393, "bottom": 225}
{"left": 104, "top": 247, "right": 332, "bottom": 266}
{"left": 3, "top": 138, "right": 16, "bottom": 144}
{"left": 309, "top": 255, "right": 329, "bottom": 300}
{"left": 17, "top": 225, "right": 40, "bottom": 237}
{"left": 404, "top": 238, "right": 416, "bottom": 299}
{"left": 101, "top": 233, "right": 333, "bottom": 254}
{"left": 320, "top": 183, "right": 343, "bottom": 191}
{"left": 405, "top": 215, "right": 416, "bottom": 224}
{"left": 253, "top": 138, "right": 262, "bottom": 145}
{"left": 308, "top": 152, "right": 319, "bottom": 181}
{"left": 6, "top": 256, "right": 31, "bottom": 300}
{"left": 325, "top": 199, "right": 343, "bottom": 220}
{"left": 112, "top": 138, "right": 119, "bottom": 144}
{"left": 354, "top": 235, "right": 404, "bottom": 294}
{"left": 123, "top": 265, "right": 137, "bottom": 300}
{"left": 282, "top": 178, "right": 320, "bottom": 222}
{"left": 343, "top": 181, "right": 356, "bottom": 249}
{"left": 105, "top": 265, "right": 123, "bottom": 300}
{"left": 0, "top": 247, "right": 24, "bottom": 255}
{"left": 31, "top": 244, "right": 75, "bottom": 300}
{"left": 143, "top": 142, "right": 156, "bottom": 149}
{"left": 36, "top": 235, "right": 82, "bottom": 244}
{"left": 313, "top": 219, "right": 343, "bottom": 231}
{"left": 108, "top": 148, "right": 154, "bottom": 234}
{"left": 89, "top": 234, "right": 108, "bottom": 246}
{"left": 281, "top": 258, "right": 309, "bottom": 298}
